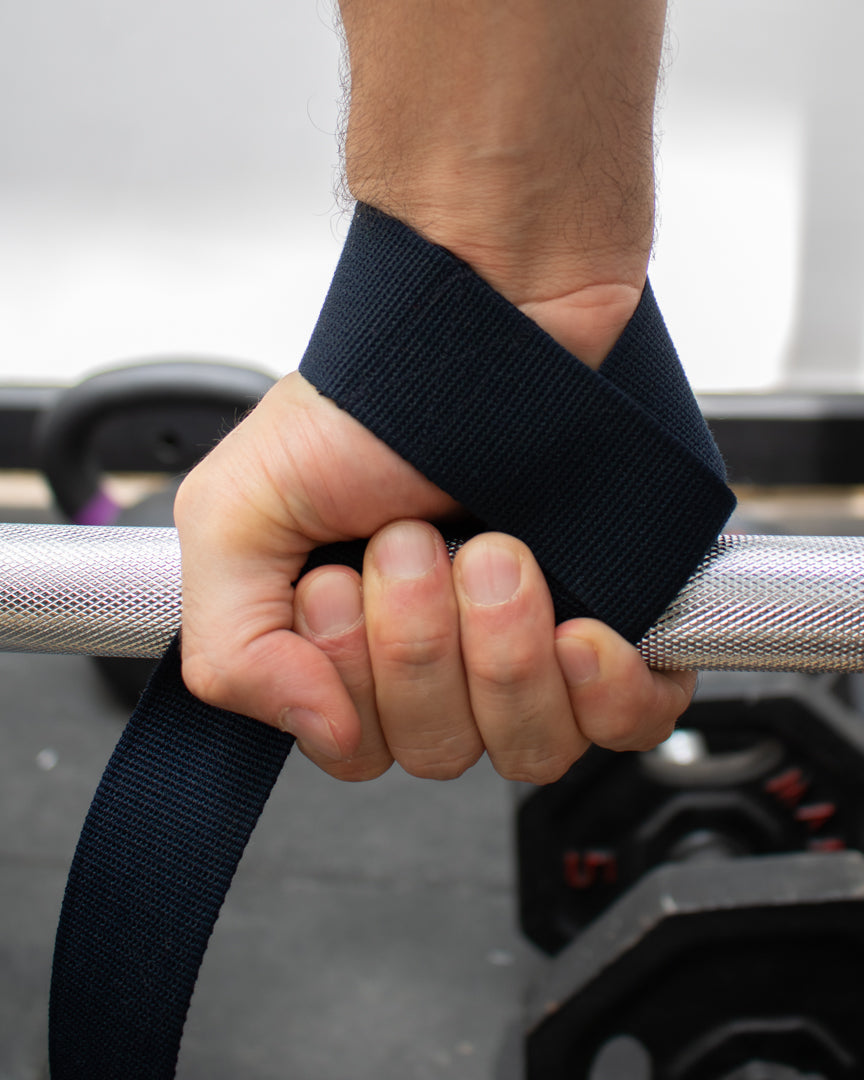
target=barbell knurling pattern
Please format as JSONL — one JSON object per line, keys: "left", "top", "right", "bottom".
{"left": 639, "top": 532, "right": 864, "bottom": 673}
{"left": 3, "top": 524, "right": 864, "bottom": 672}
{"left": 0, "top": 523, "right": 181, "bottom": 658}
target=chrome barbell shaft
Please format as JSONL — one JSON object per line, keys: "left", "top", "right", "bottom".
{"left": 2, "top": 523, "right": 864, "bottom": 673}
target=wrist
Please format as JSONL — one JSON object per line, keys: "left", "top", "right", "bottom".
{"left": 344, "top": 191, "right": 647, "bottom": 369}
{"left": 344, "top": 76, "right": 657, "bottom": 309}
{"left": 339, "top": 0, "right": 664, "bottom": 336}
{"left": 518, "top": 283, "right": 645, "bottom": 370}
{"left": 348, "top": 168, "right": 653, "bottom": 309}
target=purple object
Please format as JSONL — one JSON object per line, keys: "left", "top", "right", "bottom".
{"left": 73, "top": 489, "right": 121, "bottom": 526}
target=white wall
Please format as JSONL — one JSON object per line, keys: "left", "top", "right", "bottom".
{"left": 653, "top": 0, "right": 864, "bottom": 392}
{"left": 0, "top": 0, "right": 345, "bottom": 384}
{"left": 2, "top": 1, "right": 864, "bottom": 391}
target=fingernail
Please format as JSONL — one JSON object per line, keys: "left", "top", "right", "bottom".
{"left": 460, "top": 541, "right": 521, "bottom": 606}
{"left": 556, "top": 636, "right": 600, "bottom": 686}
{"left": 375, "top": 522, "right": 437, "bottom": 580}
{"left": 277, "top": 706, "right": 344, "bottom": 760}
{"left": 302, "top": 572, "right": 363, "bottom": 638}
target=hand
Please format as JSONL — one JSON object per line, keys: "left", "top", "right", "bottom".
{"left": 176, "top": 373, "right": 694, "bottom": 784}
{"left": 293, "top": 520, "right": 696, "bottom": 782}
{"left": 175, "top": 290, "right": 695, "bottom": 783}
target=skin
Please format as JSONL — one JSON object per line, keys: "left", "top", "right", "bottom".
{"left": 175, "top": 0, "right": 697, "bottom": 783}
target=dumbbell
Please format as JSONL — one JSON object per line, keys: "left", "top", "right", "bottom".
{"left": 515, "top": 672, "right": 864, "bottom": 1078}
{"left": 516, "top": 672, "right": 864, "bottom": 954}
{"left": 524, "top": 850, "right": 864, "bottom": 1079}
{"left": 35, "top": 359, "right": 275, "bottom": 703}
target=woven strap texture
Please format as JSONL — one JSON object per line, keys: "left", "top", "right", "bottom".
{"left": 300, "top": 204, "right": 735, "bottom": 641}
{"left": 49, "top": 203, "right": 735, "bottom": 1078}
{"left": 49, "top": 640, "right": 294, "bottom": 1078}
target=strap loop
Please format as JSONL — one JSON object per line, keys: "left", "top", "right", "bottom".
{"left": 300, "top": 204, "right": 735, "bottom": 641}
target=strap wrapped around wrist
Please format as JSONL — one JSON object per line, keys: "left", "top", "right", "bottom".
{"left": 300, "top": 203, "right": 735, "bottom": 642}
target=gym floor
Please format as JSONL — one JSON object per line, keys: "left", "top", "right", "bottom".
{"left": 0, "top": 480, "right": 534, "bottom": 1080}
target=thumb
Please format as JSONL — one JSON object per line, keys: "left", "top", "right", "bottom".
{"left": 174, "top": 425, "right": 361, "bottom": 760}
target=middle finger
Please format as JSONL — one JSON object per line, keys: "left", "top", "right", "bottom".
{"left": 453, "top": 533, "right": 590, "bottom": 784}
{"left": 364, "top": 520, "right": 483, "bottom": 779}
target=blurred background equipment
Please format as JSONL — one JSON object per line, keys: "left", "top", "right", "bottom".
{"left": 514, "top": 674, "right": 864, "bottom": 1076}
{"left": 517, "top": 673, "right": 864, "bottom": 955}
{"left": 34, "top": 358, "right": 274, "bottom": 704}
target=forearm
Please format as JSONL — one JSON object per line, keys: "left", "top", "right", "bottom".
{"left": 338, "top": 0, "right": 667, "bottom": 320}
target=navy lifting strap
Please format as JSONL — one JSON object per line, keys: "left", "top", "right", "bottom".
{"left": 301, "top": 204, "right": 733, "bottom": 641}
{"left": 49, "top": 203, "right": 735, "bottom": 1078}
{"left": 49, "top": 640, "right": 294, "bottom": 1079}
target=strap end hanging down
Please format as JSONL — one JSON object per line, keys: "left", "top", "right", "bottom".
{"left": 2, "top": 522, "right": 864, "bottom": 674}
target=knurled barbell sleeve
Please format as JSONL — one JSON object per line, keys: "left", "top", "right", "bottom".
{"left": 2, "top": 522, "right": 864, "bottom": 673}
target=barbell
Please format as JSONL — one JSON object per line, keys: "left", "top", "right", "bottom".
{"left": 2, "top": 523, "right": 864, "bottom": 673}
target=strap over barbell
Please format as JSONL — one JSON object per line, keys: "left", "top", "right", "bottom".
{"left": 2, "top": 522, "right": 864, "bottom": 674}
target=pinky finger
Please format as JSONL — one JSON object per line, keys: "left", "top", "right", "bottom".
{"left": 554, "top": 619, "right": 696, "bottom": 752}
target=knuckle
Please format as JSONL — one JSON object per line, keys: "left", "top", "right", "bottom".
{"left": 500, "top": 752, "right": 576, "bottom": 786}
{"left": 580, "top": 701, "right": 649, "bottom": 750}
{"left": 375, "top": 628, "right": 454, "bottom": 671}
{"left": 400, "top": 747, "right": 483, "bottom": 781}
{"left": 181, "top": 649, "right": 253, "bottom": 717}
{"left": 643, "top": 720, "right": 679, "bottom": 753}
{"left": 468, "top": 645, "right": 537, "bottom": 691}
{"left": 172, "top": 476, "right": 193, "bottom": 526}
{"left": 314, "top": 636, "right": 369, "bottom": 672}
{"left": 181, "top": 652, "right": 229, "bottom": 707}
{"left": 630, "top": 710, "right": 681, "bottom": 752}
{"left": 585, "top": 695, "right": 679, "bottom": 752}
{"left": 316, "top": 755, "right": 394, "bottom": 783}
{"left": 577, "top": 662, "right": 672, "bottom": 751}
{"left": 173, "top": 469, "right": 207, "bottom": 531}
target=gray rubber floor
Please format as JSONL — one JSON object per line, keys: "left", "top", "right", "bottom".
{"left": 0, "top": 631, "right": 535, "bottom": 1080}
